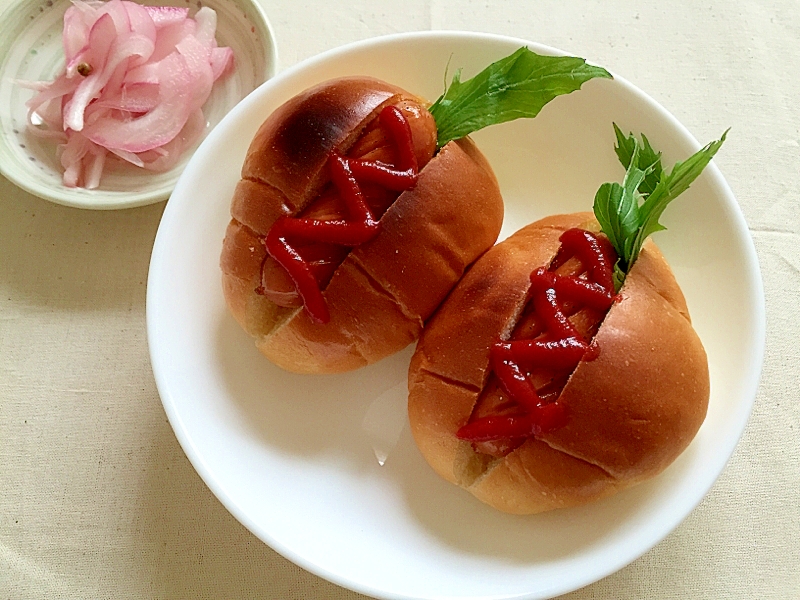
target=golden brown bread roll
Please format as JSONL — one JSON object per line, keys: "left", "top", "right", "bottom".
{"left": 220, "top": 76, "right": 504, "bottom": 373}
{"left": 407, "top": 213, "right": 709, "bottom": 514}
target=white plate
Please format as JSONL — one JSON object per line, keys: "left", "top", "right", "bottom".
{"left": 0, "top": 0, "right": 276, "bottom": 210}
{"left": 147, "top": 32, "right": 765, "bottom": 600}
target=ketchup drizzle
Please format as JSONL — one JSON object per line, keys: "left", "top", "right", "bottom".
{"left": 457, "top": 228, "right": 618, "bottom": 444}
{"left": 262, "top": 105, "right": 420, "bottom": 324}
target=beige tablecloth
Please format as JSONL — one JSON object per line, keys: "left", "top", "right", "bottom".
{"left": 2, "top": 1, "right": 798, "bottom": 598}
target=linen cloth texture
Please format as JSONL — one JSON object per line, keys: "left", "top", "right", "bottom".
{"left": 1, "top": 0, "right": 797, "bottom": 598}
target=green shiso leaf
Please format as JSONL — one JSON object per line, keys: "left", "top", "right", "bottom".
{"left": 428, "top": 47, "right": 612, "bottom": 148}
{"left": 594, "top": 125, "right": 728, "bottom": 291}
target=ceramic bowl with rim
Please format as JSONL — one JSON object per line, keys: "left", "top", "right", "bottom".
{"left": 147, "top": 31, "right": 764, "bottom": 600}
{"left": 0, "top": 0, "right": 277, "bottom": 210}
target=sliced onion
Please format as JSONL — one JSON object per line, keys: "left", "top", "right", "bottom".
{"left": 22, "top": 0, "right": 234, "bottom": 188}
{"left": 95, "top": 81, "right": 159, "bottom": 112}
{"left": 122, "top": 1, "right": 156, "bottom": 56}
{"left": 175, "top": 34, "right": 214, "bottom": 113}
{"left": 83, "top": 144, "right": 108, "bottom": 189}
{"left": 62, "top": 12, "right": 117, "bottom": 131}
{"left": 210, "top": 47, "right": 234, "bottom": 80}
{"left": 109, "top": 147, "right": 145, "bottom": 168}
{"left": 145, "top": 6, "right": 189, "bottom": 29}
{"left": 124, "top": 62, "right": 160, "bottom": 85}
{"left": 97, "top": 0, "right": 131, "bottom": 38}
{"left": 130, "top": 108, "right": 206, "bottom": 171}
{"left": 193, "top": 7, "right": 217, "bottom": 47}
{"left": 62, "top": 1, "right": 98, "bottom": 63}
{"left": 83, "top": 50, "right": 194, "bottom": 152}
{"left": 149, "top": 18, "right": 195, "bottom": 63}
{"left": 25, "top": 72, "right": 77, "bottom": 118}
{"left": 60, "top": 132, "right": 92, "bottom": 187}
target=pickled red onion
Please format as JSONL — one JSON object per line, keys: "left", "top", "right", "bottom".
{"left": 22, "top": 0, "right": 234, "bottom": 189}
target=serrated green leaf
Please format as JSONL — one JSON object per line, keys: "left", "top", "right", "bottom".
{"left": 628, "top": 129, "right": 728, "bottom": 266}
{"left": 593, "top": 182, "right": 624, "bottom": 252}
{"left": 594, "top": 127, "right": 728, "bottom": 286}
{"left": 613, "top": 123, "right": 637, "bottom": 168}
{"left": 613, "top": 123, "right": 663, "bottom": 197}
{"left": 429, "top": 47, "right": 612, "bottom": 147}
{"left": 593, "top": 143, "right": 648, "bottom": 271}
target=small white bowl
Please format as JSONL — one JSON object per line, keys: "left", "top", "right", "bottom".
{"left": 0, "top": 0, "right": 277, "bottom": 210}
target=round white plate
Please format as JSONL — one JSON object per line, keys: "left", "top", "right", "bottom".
{"left": 147, "top": 32, "right": 764, "bottom": 600}
{"left": 0, "top": 0, "right": 276, "bottom": 209}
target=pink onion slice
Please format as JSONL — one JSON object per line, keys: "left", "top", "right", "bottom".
{"left": 64, "top": 18, "right": 157, "bottom": 131}
{"left": 140, "top": 108, "right": 206, "bottom": 171}
{"left": 60, "top": 132, "right": 92, "bottom": 187}
{"left": 95, "top": 81, "right": 159, "bottom": 113}
{"left": 97, "top": 0, "right": 132, "bottom": 38}
{"left": 124, "top": 62, "right": 160, "bottom": 85}
{"left": 193, "top": 7, "right": 218, "bottom": 47}
{"left": 62, "top": 12, "right": 117, "bottom": 132}
{"left": 62, "top": 1, "right": 97, "bottom": 63}
{"left": 210, "top": 47, "right": 234, "bottom": 80}
{"left": 175, "top": 34, "right": 214, "bottom": 113}
{"left": 25, "top": 72, "right": 77, "bottom": 118}
{"left": 82, "top": 50, "right": 194, "bottom": 152}
{"left": 83, "top": 143, "right": 108, "bottom": 189}
{"left": 149, "top": 18, "right": 195, "bottom": 63}
{"left": 22, "top": 0, "right": 235, "bottom": 188}
{"left": 122, "top": 1, "right": 157, "bottom": 56}
{"left": 145, "top": 6, "right": 189, "bottom": 29}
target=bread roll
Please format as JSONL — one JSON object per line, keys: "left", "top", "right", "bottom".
{"left": 408, "top": 213, "right": 709, "bottom": 514}
{"left": 220, "top": 77, "right": 504, "bottom": 373}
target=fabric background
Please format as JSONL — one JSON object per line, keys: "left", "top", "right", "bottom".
{"left": 2, "top": 1, "right": 798, "bottom": 598}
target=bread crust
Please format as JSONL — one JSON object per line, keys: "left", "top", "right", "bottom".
{"left": 407, "top": 213, "right": 709, "bottom": 514}
{"left": 220, "top": 77, "right": 504, "bottom": 372}
{"left": 241, "top": 77, "right": 411, "bottom": 213}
